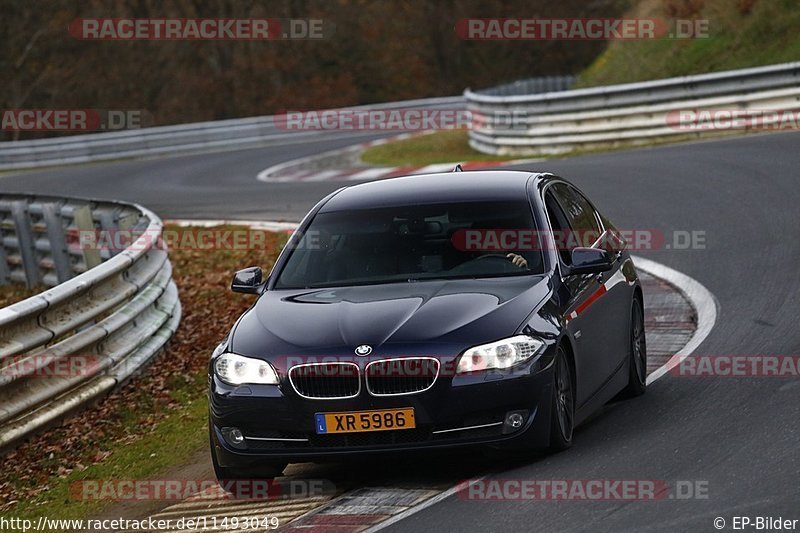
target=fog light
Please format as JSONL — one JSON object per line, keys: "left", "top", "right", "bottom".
{"left": 222, "top": 427, "right": 247, "bottom": 449}
{"left": 507, "top": 413, "right": 524, "bottom": 428}
{"left": 502, "top": 410, "right": 529, "bottom": 434}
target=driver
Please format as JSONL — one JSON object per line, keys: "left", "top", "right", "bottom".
{"left": 506, "top": 253, "right": 528, "bottom": 269}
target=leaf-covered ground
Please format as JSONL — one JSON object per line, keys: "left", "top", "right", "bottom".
{"left": 0, "top": 225, "right": 286, "bottom": 521}
{"left": 0, "top": 284, "right": 41, "bottom": 309}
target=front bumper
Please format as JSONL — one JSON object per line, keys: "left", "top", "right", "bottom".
{"left": 210, "top": 354, "right": 555, "bottom": 466}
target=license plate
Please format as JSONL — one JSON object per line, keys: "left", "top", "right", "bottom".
{"left": 315, "top": 408, "right": 415, "bottom": 434}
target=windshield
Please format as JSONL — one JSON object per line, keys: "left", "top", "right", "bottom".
{"left": 274, "top": 200, "right": 545, "bottom": 289}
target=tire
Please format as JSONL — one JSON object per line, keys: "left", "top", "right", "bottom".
{"left": 548, "top": 344, "right": 574, "bottom": 452}
{"left": 622, "top": 296, "right": 647, "bottom": 397}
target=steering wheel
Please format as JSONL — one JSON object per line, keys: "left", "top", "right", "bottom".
{"left": 450, "top": 253, "right": 523, "bottom": 275}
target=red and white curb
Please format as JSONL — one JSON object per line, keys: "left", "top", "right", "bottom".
{"left": 632, "top": 256, "right": 718, "bottom": 385}
{"left": 285, "top": 488, "right": 442, "bottom": 531}
{"left": 256, "top": 132, "right": 542, "bottom": 183}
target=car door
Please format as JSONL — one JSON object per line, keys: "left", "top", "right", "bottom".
{"left": 545, "top": 184, "right": 627, "bottom": 406}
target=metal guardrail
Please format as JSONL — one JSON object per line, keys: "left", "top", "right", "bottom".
{"left": 471, "top": 75, "right": 575, "bottom": 97}
{"left": 465, "top": 62, "right": 800, "bottom": 155}
{"left": 0, "top": 96, "right": 464, "bottom": 171}
{"left": 0, "top": 194, "right": 180, "bottom": 450}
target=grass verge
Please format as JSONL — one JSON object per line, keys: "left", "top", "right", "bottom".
{"left": 578, "top": 0, "right": 800, "bottom": 87}
{"left": 359, "top": 131, "right": 525, "bottom": 167}
{"left": 359, "top": 128, "right": 746, "bottom": 169}
{"left": 1, "top": 224, "right": 286, "bottom": 524}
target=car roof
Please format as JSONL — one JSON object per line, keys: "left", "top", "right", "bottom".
{"left": 319, "top": 171, "right": 550, "bottom": 212}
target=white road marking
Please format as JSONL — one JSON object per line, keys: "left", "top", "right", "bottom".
{"left": 360, "top": 483, "right": 473, "bottom": 533}
{"left": 301, "top": 170, "right": 345, "bottom": 182}
{"left": 345, "top": 167, "right": 398, "bottom": 180}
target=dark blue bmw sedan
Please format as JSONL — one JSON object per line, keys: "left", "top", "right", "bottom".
{"left": 209, "top": 171, "right": 646, "bottom": 479}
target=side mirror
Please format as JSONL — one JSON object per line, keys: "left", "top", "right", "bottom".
{"left": 231, "top": 267, "right": 265, "bottom": 294}
{"left": 565, "top": 247, "right": 613, "bottom": 276}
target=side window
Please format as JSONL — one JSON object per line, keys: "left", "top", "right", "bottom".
{"left": 551, "top": 184, "right": 602, "bottom": 246}
{"left": 597, "top": 210, "right": 627, "bottom": 253}
{"left": 544, "top": 190, "right": 573, "bottom": 265}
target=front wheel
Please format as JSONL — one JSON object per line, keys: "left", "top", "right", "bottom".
{"left": 548, "top": 345, "right": 574, "bottom": 452}
{"left": 622, "top": 296, "right": 647, "bottom": 397}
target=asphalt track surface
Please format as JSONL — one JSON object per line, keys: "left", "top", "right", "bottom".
{"left": 2, "top": 130, "right": 800, "bottom": 532}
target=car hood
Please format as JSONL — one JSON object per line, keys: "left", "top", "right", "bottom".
{"left": 230, "top": 276, "right": 551, "bottom": 358}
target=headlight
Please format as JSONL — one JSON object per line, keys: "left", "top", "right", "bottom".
{"left": 456, "top": 335, "right": 545, "bottom": 374}
{"left": 214, "top": 352, "right": 279, "bottom": 386}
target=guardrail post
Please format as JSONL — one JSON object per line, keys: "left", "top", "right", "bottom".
{"left": 71, "top": 205, "right": 102, "bottom": 270}
{"left": 0, "top": 207, "right": 11, "bottom": 285}
{"left": 41, "top": 202, "right": 73, "bottom": 284}
{"left": 10, "top": 201, "right": 39, "bottom": 288}
{"left": 0, "top": 242, "right": 10, "bottom": 285}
